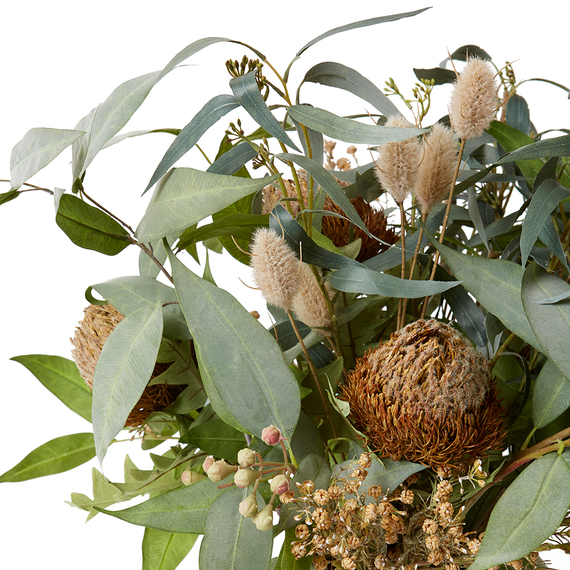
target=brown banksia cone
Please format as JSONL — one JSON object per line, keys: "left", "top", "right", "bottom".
{"left": 321, "top": 195, "right": 397, "bottom": 262}
{"left": 342, "top": 319, "right": 505, "bottom": 472}
{"left": 291, "top": 263, "right": 332, "bottom": 333}
{"left": 71, "top": 304, "right": 182, "bottom": 427}
{"left": 373, "top": 116, "right": 421, "bottom": 205}
{"left": 449, "top": 56, "right": 498, "bottom": 140}
{"left": 415, "top": 123, "right": 458, "bottom": 217}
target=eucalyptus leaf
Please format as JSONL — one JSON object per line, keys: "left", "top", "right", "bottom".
{"left": 538, "top": 216, "right": 570, "bottom": 274}
{"left": 136, "top": 168, "right": 278, "bottom": 243}
{"left": 469, "top": 451, "right": 570, "bottom": 570}
{"left": 142, "top": 528, "right": 198, "bottom": 570}
{"left": 10, "top": 354, "right": 92, "bottom": 422}
{"left": 144, "top": 94, "right": 240, "bottom": 194}
{"left": 56, "top": 194, "right": 131, "bottom": 256}
{"left": 521, "top": 263, "right": 570, "bottom": 381}
{"left": 505, "top": 93, "right": 531, "bottom": 135}
{"left": 467, "top": 187, "right": 489, "bottom": 251}
{"left": 0, "top": 189, "right": 19, "bottom": 206}
{"left": 92, "top": 303, "right": 164, "bottom": 463}
{"left": 288, "top": 105, "right": 425, "bottom": 144}
{"left": 532, "top": 360, "right": 570, "bottom": 429}
{"left": 206, "top": 142, "right": 258, "bottom": 175}
{"left": 180, "top": 418, "right": 247, "bottom": 462}
{"left": 199, "top": 487, "right": 272, "bottom": 570}
{"left": 168, "top": 251, "right": 301, "bottom": 440}
{"left": 0, "top": 433, "right": 95, "bottom": 483}
{"left": 102, "top": 127, "right": 180, "bottom": 149}
{"left": 496, "top": 133, "right": 570, "bottom": 164}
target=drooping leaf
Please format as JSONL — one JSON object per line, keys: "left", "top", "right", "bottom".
{"left": 168, "top": 251, "right": 301, "bottom": 441}
{"left": 467, "top": 187, "right": 489, "bottom": 251}
{"left": 10, "top": 127, "right": 85, "bottom": 189}
{"left": 0, "top": 189, "right": 19, "bottom": 206}
{"left": 144, "top": 94, "right": 240, "bottom": 194}
{"left": 538, "top": 216, "right": 570, "bottom": 274}
{"left": 496, "top": 134, "right": 570, "bottom": 164}
{"left": 206, "top": 142, "right": 258, "bottom": 175}
{"left": 142, "top": 528, "right": 198, "bottom": 570}
{"left": 92, "top": 303, "right": 164, "bottom": 463}
{"left": 505, "top": 93, "right": 531, "bottom": 136}
{"left": 136, "top": 168, "right": 278, "bottom": 243}
{"left": 469, "top": 451, "right": 570, "bottom": 570}
{"left": 521, "top": 263, "right": 570, "bottom": 381}
{"left": 97, "top": 477, "right": 230, "bottom": 533}
{"left": 430, "top": 238, "right": 540, "bottom": 350}
{"left": 180, "top": 418, "right": 247, "bottom": 462}
{"left": 199, "top": 487, "right": 272, "bottom": 570}
{"left": 520, "top": 178, "right": 570, "bottom": 265}
{"left": 56, "top": 194, "right": 131, "bottom": 255}
{"left": 0, "top": 433, "right": 95, "bottom": 483}
{"left": 10, "top": 354, "right": 92, "bottom": 422}
{"left": 294, "top": 8, "right": 430, "bottom": 56}
{"left": 102, "top": 127, "right": 180, "bottom": 149}
{"left": 288, "top": 105, "right": 425, "bottom": 144}
{"left": 532, "top": 360, "right": 570, "bottom": 429}
{"left": 302, "top": 61, "right": 401, "bottom": 117}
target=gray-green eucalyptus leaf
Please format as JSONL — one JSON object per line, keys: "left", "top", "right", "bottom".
{"left": 142, "top": 528, "right": 198, "bottom": 570}
{"left": 532, "top": 360, "right": 570, "bottom": 429}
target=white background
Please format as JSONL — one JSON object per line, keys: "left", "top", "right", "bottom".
{"left": 1, "top": 1, "right": 569, "bottom": 568}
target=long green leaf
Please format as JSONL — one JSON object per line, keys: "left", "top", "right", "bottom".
{"left": 206, "top": 142, "right": 258, "bottom": 175}
{"left": 295, "top": 8, "right": 430, "bottom": 56}
{"left": 532, "top": 360, "right": 570, "bottom": 429}
{"left": 496, "top": 134, "right": 570, "bottom": 164}
{"left": 11, "top": 354, "right": 92, "bottom": 422}
{"left": 520, "top": 178, "right": 570, "bottom": 265}
{"left": 469, "top": 451, "right": 570, "bottom": 570}
{"left": 142, "top": 528, "right": 198, "bottom": 570}
{"left": 288, "top": 105, "right": 425, "bottom": 144}
{"left": 10, "top": 127, "right": 85, "bottom": 189}
{"left": 180, "top": 418, "right": 246, "bottom": 462}
{"left": 521, "top": 263, "right": 570, "bottom": 381}
{"left": 136, "top": 168, "right": 278, "bottom": 243}
{"left": 97, "top": 477, "right": 230, "bottom": 533}
{"left": 0, "top": 433, "right": 95, "bottom": 483}
{"left": 92, "top": 303, "right": 164, "bottom": 463}
{"left": 168, "top": 251, "right": 301, "bottom": 440}
{"left": 431, "top": 239, "right": 540, "bottom": 350}
{"left": 302, "top": 61, "right": 401, "bottom": 117}
{"left": 56, "top": 194, "right": 131, "bottom": 256}
{"left": 144, "top": 94, "right": 240, "bottom": 194}
{"left": 199, "top": 487, "right": 272, "bottom": 570}
{"left": 230, "top": 72, "right": 300, "bottom": 152}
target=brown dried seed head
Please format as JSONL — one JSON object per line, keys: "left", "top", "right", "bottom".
{"left": 295, "top": 524, "right": 310, "bottom": 540}
{"left": 399, "top": 489, "right": 414, "bottom": 505}
{"left": 423, "top": 518, "right": 439, "bottom": 534}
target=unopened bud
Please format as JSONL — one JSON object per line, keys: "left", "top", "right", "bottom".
{"left": 239, "top": 493, "right": 259, "bottom": 518}
{"left": 261, "top": 425, "right": 283, "bottom": 446}
{"left": 234, "top": 468, "right": 261, "bottom": 489}
{"left": 207, "top": 460, "right": 235, "bottom": 482}
{"left": 181, "top": 469, "right": 206, "bottom": 486}
{"left": 237, "top": 448, "right": 256, "bottom": 468}
{"left": 252, "top": 503, "right": 274, "bottom": 531}
{"left": 202, "top": 456, "right": 215, "bottom": 474}
{"left": 270, "top": 474, "right": 290, "bottom": 495}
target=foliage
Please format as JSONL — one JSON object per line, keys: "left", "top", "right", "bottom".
{"left": 3, "top": 7, "right": 570, "bottom": 570}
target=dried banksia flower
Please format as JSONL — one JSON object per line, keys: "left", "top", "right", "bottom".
{"left": 449, "top": 56, "right": 498, "bottom": 140}
{"left": 373, "top": 115, "right": 421, "bottom": 204}
{"left": 291, "top": 263, "right": 332, "bottom": 332}
{"left": 342, "top": 319, "right": 505, "bottom": 472}
{"left": 321, "top": 195, "right": 398, "bottom": 262}
{"left": 250, "top": 228, "right": 301, "bottom": 311}
{"left": 415, "top": 123, "right": 458, "bottom": 216}
{"left": 71, "top": 304, "right": 181, "bottom": 427}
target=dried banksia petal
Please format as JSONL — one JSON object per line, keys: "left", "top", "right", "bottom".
{"left": 374, "top": 115, "right": 421, "bottom": 204}
{"left": 415, "top": 123, "right": 458, "bottom": 216}
{"left": 291, "top": 263, "right": 331, "bottom": 332}
{"left": 449, "top": 56, "right": 498, "bottom": 140}
{"left": 250, "top": 228, "right": 301, "bottom": 311}
{"left": 342, "top": 319, "right": 505, "bottom": 472}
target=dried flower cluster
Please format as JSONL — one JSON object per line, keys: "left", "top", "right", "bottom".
{"left": 342, "top": 320, "right": 505, "bottom": 472}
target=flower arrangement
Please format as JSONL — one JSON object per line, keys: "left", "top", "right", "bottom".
{"left": 3, "top": 7, "right": 570, "bottom": 570}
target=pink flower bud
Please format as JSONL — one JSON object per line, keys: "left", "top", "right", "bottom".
{"left": 261, "top": 425, "right": 283, "bottom": 446}
{"left": 270, "top": 474, "right": 290, "bottom": 495}
{"left": 252, "top": 503, "right": 274, "bottom": 531}
{"left": 206, "top": 460, "right": 235, "bottom": 482}
{"left": 202, "top": 456, "right": 215, "bottom": 474}
{"left": 181, "top": 469, "right": 206, "bottom": 486}
{"left": 237, "top": 448, "right": 256, "bottom": 468}
{"left": 238, "top": 493, "right": 258, "bottom": 518}
{"left": 234, "top": 468, "right": 260, "bottom": 489}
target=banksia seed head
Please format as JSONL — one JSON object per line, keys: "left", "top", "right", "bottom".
{"left": 250, "top": 228, "right": 301, "bottom": 311}
{"left": 374, "top": 116, "right": 421, "bottom": 204}
{"left": 415, "top": 123, "right": 458, "bottom": 216}
{"left": 449, "top": 56, "right": 498, "bottom": 140}
{"left": 291, "top": 263, "right": 332, "bottom": 333}
{"left": 342, "top": 319, "right": 505, "bottom": 472}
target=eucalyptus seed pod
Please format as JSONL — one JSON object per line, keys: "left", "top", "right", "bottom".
{"left": 342, "top": 319, "right": 505, "bottom": 472}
